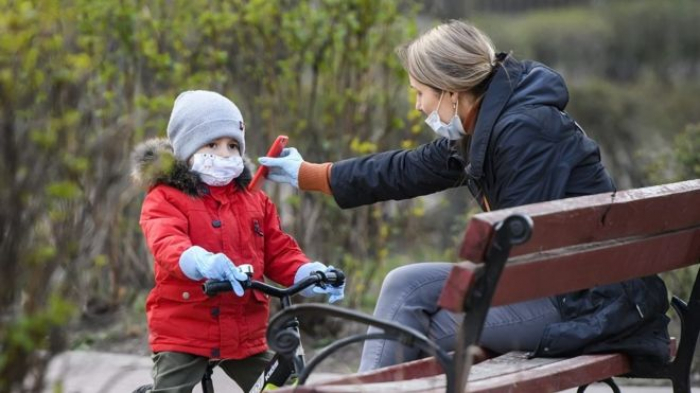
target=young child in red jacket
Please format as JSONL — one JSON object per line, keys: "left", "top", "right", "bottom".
{"left": 131, "top": 90, "right": 343, "bottom": 392}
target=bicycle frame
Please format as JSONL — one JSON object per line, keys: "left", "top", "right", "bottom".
{"left": 247, "top": 290, "right": 304, "bottom": 393}
{"left": 199, "top": 270, "right": 344, "bottom": 393}
{"left": 199, "top": 296, "right": 302, "bottom": 393}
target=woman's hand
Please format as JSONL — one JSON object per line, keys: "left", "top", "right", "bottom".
{"left": 258, "top": 147, "right": 304, "bottom": 188}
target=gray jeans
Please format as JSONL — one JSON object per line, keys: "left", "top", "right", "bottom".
{"left": 358, "top": 262, "right": 561, "bottom": 372}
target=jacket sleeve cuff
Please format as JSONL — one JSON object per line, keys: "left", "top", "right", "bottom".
{"left": 298, "top": 162, "right": 333, "bottom": 195}
{"left": 179, "top": 246, "right": 205, "bottom": 281}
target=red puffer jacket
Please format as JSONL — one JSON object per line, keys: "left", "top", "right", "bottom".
{"left": 133, "top": 139, "right": 309, "bottom": 359}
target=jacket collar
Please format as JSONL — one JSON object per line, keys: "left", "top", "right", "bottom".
{"left": 130, "top": 138, "right": 252, "bottom": 196}
{"left": 466, "top": 53, "right": 523, "bottom": 180}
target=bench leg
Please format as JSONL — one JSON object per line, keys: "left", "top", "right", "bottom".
{"left": 662, "top": 267, "right": 700, "bottom": 393}
{"left": 667, "top": 291, "right": 698, "bottom": 393}
{"left": 576, "top": 378, "right": 621, "bottom": 393}
{"left": 454, "top": 214, "right": 534, "bottom": 393}
{"left": 628, "top": 268, "right": 700, "bottom": 393}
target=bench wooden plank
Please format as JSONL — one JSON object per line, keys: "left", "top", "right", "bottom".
{"left": 459, "top": 180, "right": 700, "bottom": 262}
{"left": 466, "top": 352, "right": 631, "bottom": 393}
{"left": 304, "top": 348, "right": 494, "bottom": 387}
{"left": 284, "top": 352, "right": 630, "bottom": 393}
{"left": 288, "top": 377, "right": 446, "bottom": 392}
{"left": 441, "top": 225, "right": 700, "bottom": 311}
{"left": 317, "top": 355, "right": 444, "bottom": 386}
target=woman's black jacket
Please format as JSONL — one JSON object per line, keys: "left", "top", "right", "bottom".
{"left": 328, "top": 54, "right": 670, "bottom": 365}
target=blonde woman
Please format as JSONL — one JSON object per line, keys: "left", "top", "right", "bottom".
{"left": 260, "top": 20, "right": 670, "bottom": 371}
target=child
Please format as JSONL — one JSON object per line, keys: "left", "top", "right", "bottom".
{"left": 131, "top": 90, "right": 343, "bottom": 392}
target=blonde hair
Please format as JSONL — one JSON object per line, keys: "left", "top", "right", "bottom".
{"left": 397, "top": 20, "right": 496, "bottom": 94}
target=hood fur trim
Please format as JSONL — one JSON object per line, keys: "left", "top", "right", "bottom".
{"left": 131, "top": 138, "right": 252, "bottom": 196}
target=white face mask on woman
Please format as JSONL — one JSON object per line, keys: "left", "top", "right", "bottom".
{"left": 191, "top": 153, "right": 245, "bottom": 186}
{"left": 424, "top": 92, "right": 466, "bottom": 140}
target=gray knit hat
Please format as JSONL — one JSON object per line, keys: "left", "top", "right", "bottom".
{"left": 166, "top": 90, "right": 246, "bottom": 161}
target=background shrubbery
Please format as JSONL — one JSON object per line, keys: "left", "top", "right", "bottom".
{"left": 1, "top": 0, "right": 698, "bottom": 391}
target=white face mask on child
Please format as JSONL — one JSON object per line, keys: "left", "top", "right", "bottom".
{"left": 191, "top": 153, "right": 245, "bottom": 186}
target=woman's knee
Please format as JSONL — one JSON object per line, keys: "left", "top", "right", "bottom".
{"left": 379, "top": 263, "right": 452, "bottom": 301}
{"left": 382, "top": 263, "right": 441, "bottom": 290}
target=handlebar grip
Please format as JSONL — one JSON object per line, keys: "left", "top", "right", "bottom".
{"left": 324, "top": 269, "right": 345, "bottom": 287}
{"left": 202, "top": 281, "right": 232, "bottom": 296}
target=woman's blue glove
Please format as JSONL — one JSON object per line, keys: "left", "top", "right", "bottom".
{"left": 294, "top": 262, "right": 345, "bottom": 303}
{"left": 257, "top": 147, "right": 304, "bottom": 188}
{"left": 179, "top": 246, "right": 248, "bottom": 296}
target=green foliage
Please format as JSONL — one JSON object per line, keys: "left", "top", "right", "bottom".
{"left": 602, "top": 0, "right": 700, "bottom": 82}
{"left": 478, "top": 7, "right": 611, "bottom": 77}
{"left": 478, "top": 0, "right": 700, "bottom": 82}
{"left": 0, "top": 0, "right": 421, "bottom": 389}
{"left": 673, "top": 124, "right": 700, "bottom": 180}
{"left": 0, "top": 295, "right": 75, "bottom": 392}
{"left": 643, "top": 123, "right": 700, "bottom": 185}
{"left": 475, "top": 1, "right": 700, "bottom": 188}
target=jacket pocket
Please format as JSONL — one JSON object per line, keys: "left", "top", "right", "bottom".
{"left": 150, "top": 283, "right": 212, "bottom": 342}
{"left": 247, "top": 289, "right": 270, "bottom": 322}
{"left": 241, "top": 289, "right": 270, "bottom": 345}
{"left": 158, "top": 283, "right": 210, "bottom": 303}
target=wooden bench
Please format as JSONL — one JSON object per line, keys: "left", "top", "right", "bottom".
{"left": 269, "top": 179, "right": 700, "bottom": 392}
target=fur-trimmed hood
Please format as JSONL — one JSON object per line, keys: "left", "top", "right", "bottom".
{"left": 130, "top": 138, "right": 252, "bottom": 196}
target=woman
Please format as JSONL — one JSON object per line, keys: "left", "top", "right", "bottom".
{"left": 259, "top": 20, "right": 670, "bottom": 371}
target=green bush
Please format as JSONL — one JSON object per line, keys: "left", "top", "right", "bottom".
{"left": 0, "top": 0, "right": 420, "bottom": 390}
{"left": 474, "top": 1, "right": 700, "bottom": 188}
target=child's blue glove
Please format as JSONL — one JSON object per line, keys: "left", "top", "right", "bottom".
{"left": 294, "top": 262, "right": 345, "bottom": 303}
{"left": 257, "top": 147, "right": 304, "bottom": 188}
{"left": 179, "top": 246, "right": 248, "bottom": 296}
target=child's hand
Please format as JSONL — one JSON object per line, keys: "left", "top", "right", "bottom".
{"left": 179, "top": 246, "right": 248, "bottom": 296}
{"left": 312, "top": 266, "right": 345, "bottom": 303}
{"left": 294, "top": 262, "right": 345, "bottom": 303}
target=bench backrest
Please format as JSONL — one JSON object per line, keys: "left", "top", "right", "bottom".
{"left": 439, "top": 179, "right": 700, "bottom": 311}
{"left": 271, "top": 180, "right": 700, "bottom": 393}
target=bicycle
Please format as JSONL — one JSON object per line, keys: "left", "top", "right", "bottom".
{"left": 132, "top": 264, "right": 345, "bottom": 393}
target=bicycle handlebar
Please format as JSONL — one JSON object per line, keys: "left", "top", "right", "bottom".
{"left": 202, "top": 269, "right": 345, "bottom": 298}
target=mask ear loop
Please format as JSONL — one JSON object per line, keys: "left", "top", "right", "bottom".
{"left": 452, "top": 94, "right": 460, "bottom": 119}
{"left": 436, "top": 91, "right": 445, "bottom": 109}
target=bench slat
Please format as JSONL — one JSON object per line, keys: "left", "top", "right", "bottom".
{"left": 302, "top": 349, "right": 494, "bottom": 387}
{"left": 317, "top": 355, "right": 444, "bottom": 386}
{"left": 284, "top": 352, "right": 630, "bottom": 393}
{"left": 288, "top": 378, "right": 446, "bottom": 392}
{"left": 441, "top": 225, "right": 700, "bottom": 311}
{"left": 467, "top": 351, "right": 631, "bottom": 393}
{"left": 460, "top": 180, "right": 700, "bottom": 262}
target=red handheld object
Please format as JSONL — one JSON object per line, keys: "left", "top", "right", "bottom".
{"left": 248, "top": 135, "right": 289, "bottom": 192}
